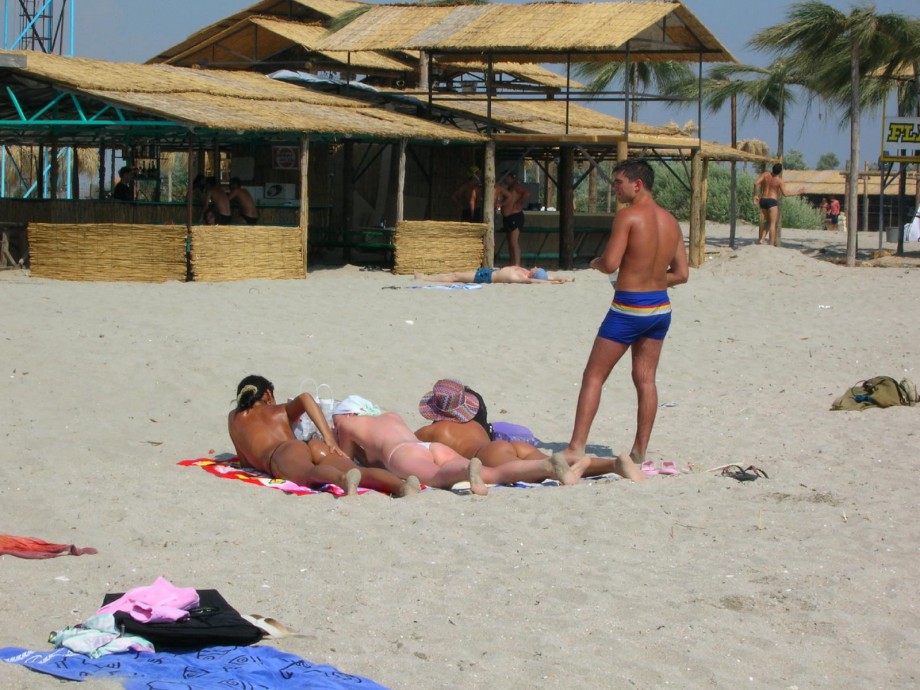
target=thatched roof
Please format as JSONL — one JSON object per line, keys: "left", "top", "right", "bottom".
{"left": 437, "top": 59, "right": 584, "bottom": 90}
{"left": 316, "top": 2, "right": 736, "bottom": 63}
{"left": 783, "top": 169, "right": 918, "bottom": 197}
{"left": 160, "top": 16, "right": 414, "bottom": 74}
{"left": 0, "top": 50, "right": 484, "bottom": 144}
{"left": 147, "top": 0, "right": 367, "bottom": 65}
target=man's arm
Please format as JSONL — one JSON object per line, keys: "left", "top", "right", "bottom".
{"left": 666, "top": 225, "right": 690, "bottom": 287}
{"left": 591, "top": 209, "right": 631, "bottom": 274}
{"left": 753, "top": 172, "right": 767, "bottom": 201}
{"left": 516, "top": 184, "right": 531, "bottom": 206}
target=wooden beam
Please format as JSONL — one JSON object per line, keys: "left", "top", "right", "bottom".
{"left": 688, "top": 149, "right": 703, "bottom": 267}
{"left": 483, "top": 141, "right": 496, "bottom": 268}
{"left": 299, "top": 136, "right": 309, "bottom": 277}
{"left": 396, "top": 138, "right": 407, "bottom": 223}
{"left": 558, "top": 146, "right": 574, "bottom": 269}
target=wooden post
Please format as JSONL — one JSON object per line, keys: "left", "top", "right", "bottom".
{"left": 698, "top": 158, "right": 709, "bottom": 257}
{"left": 49, "top": 140, "right": 58, "bottom": 200}
{"left": 396, "top": 138, "right": 407, "bottom": 223}
{"left": 97, "top": 142, "right": 106, "bottom": 200}
{"left": 688, "top": 149, "right": 703, "bottom": 267}
{"left": 616, "top": 140, "right": 628, "bottom": 212}
{"left": 299, "top": 136, "right": 310, "bottom": 277}
{"left": 483, "top": 141, "right": 496, "bottom": 268}
{"left": 588, "top": 165, "right": 597, "bottom": 213}
{"left": 558, "top": 146, "right": 575, "bottom": 270}
{"left": 343, "top": 140, "right": 355, "bottom": 239}
{"left": 186, "top": 135, "right": 195, "bottom": 228}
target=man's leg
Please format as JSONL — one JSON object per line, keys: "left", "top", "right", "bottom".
{"left": 629, "top": 336, "right": 665, "bottom": 462}
{"left": 567, "top": 337, "right": 629, "bottom": 455}
{"left": 757, "top": 209, "right": 768, "bottom": 244}
{"left": 767, "top": 207, "right": 779, "bottom": 246}
{"left": 413, "top": 270, "right": 476, "bottom": 282}
{"left": 508, "top": 228, "right": 521, "bottom": 266}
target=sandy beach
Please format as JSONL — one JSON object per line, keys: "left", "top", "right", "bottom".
{"left": 1, "top": 220, "right": 919, "bottom": 689}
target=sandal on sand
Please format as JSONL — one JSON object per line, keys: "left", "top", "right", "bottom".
{"left": 659, "top": 460, "right": 680, "bottom": 476}
{"left": 640, "top": 460, "right": 658, "bottom": 476}
{"left": 721, "top": 464, "right": 768, "bottom": 482}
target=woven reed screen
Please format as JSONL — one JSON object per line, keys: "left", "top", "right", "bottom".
{"left": 393, "top": 220, "right": 486, "bottom": 275}
{"left": 28, "top": 223, "right": 187, "bottom": 282}
{"left": 189, "top": 225, "right": 305, "bottom": 282}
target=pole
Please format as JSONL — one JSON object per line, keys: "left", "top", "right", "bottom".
{"left": 483, "top": 141, "right": 496, "bottom": 268}
{"left": 299, "top": 136, "right": 310, "bottom": 277}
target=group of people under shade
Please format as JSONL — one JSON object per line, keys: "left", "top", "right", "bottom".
{"left": 230, "top": 158, "right": 691, "bottom": 497}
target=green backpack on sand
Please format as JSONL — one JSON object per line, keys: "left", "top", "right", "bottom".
{"left": 831, "top": 376, "right": 918, "bottom": 411}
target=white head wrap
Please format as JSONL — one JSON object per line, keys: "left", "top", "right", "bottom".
{"left": 332, "top": 395, "right": 382, "bottom": 417}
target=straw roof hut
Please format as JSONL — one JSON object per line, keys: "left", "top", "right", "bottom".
{"left": 314, "top": 2, "right": 735, "bottom": 63}
{"left": 0, "top": 49, "right": 483, "bottom": 145}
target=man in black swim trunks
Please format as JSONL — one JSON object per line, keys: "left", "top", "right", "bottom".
{"left": 497, "top": 172, "right": 530, "bottom": 266}
{"left": 753, "top": 163, "right": 805, "bottom": 246}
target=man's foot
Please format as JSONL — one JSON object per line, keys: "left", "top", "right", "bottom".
{"left": 344, "top": 468, "right": 361, "bottom": 496}
{"left": 399, "top": 475, "right": 422, "bottom": 497}
{"left": 614, "top": 453, "right": 646, "bottom": 482}
{"left": 549, "top": 452, "right": 589, "bottom": 486}
{"left": 468, "top": 458, "right": 489, "bottom": 496}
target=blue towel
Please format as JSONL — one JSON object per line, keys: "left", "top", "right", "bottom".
{"left": 0, "top": 645, "right": 388, "bottom": 689}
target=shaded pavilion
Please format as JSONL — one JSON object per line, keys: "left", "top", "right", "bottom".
{"left": 310, "top": 0, "right": 742, "bottom": 268}
{"left": 148, "top": 0, "right": 754, "bottom": 269}
{"left": 0, "top": 48, "right": 483, "bottom": 280}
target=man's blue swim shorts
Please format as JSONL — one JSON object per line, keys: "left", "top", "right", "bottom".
{"left": 597, "top": 290, "right": 671, "bottom": 344}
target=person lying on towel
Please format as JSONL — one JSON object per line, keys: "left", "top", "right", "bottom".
{"left": 228, "top": 375, "right": 419, "bottom": 497}
{"left": 413, "top": 266, "right": 573, "bottom": 285}
{"left": 414, "top": 378, "right": 644, "bottom": 482}
{"left": 331, "top": 395, "right": 588, "bottom": 496}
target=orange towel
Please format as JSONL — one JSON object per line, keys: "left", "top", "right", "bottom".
{"left": 0, "top": 534, "right": 98, "bottom": 559}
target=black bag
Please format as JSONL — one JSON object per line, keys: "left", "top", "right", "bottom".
{"left": 101, "top": 589, "right": 263, "bottom": 650}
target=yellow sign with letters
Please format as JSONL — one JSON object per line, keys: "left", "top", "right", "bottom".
{"left": 881, "top": 117, "right": 920, "bottom": 162}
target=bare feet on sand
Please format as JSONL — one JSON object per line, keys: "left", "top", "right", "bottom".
{"left": 344, "top": 468, "right": 361, "bottom": 496}
{"left": 614, "top": 453, "right": 646, "bottom": 482}
{"left": 468, "top": 457, "right": 489, "bottom": 496}
{"left": 400, "top": 475, "right": 422, "bottom": 497}
{"left": 549, "top": 451, "right": 589, "bottom": 486}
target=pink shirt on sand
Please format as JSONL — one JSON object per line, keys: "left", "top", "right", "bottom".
{"left": 96, "top": 576, "right": 199, "bottom": 623}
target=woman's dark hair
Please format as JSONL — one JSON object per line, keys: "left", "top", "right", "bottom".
{"left": 464, "top": 387, "right": 493, "bottom": 440}
{"left": 235, "top": 375, "right": 273, "bottom": 411}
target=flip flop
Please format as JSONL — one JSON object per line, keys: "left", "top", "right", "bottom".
{"left": 721, "top": 464, "right": 765, "bottom": 482}
{"left": 640, "top": 460, "right": 658, "bottom": 476}
{"left": 659, "top": 460, "right": 680, "bottom": 475}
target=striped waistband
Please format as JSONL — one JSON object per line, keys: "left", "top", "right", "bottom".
{"left": 610, "top": 290, "right": 671, "bottom": 316}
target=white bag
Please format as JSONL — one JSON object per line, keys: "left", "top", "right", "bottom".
{"left": 291, "top": 379, "right": 337, "bottom": 441}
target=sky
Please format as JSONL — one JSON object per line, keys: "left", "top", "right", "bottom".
{"left": 6, "top": 0, "right": 918, "bottom": 169}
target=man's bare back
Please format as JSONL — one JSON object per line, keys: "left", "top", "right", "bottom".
{"left": 592, "top": 179, "right": 687, "bottom": 291}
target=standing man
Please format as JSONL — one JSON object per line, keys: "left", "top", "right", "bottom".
{"left": 451, "top": 166, "right": 483, "bottom": 222}
{"left": 753, "top": 163, "right": 804, "bottom": 245}
{"left": 228, "top": 177, "right": 259, "bottom": 225}
{"left": 498, "top": 172, "right": 530, "bottom": 266}
{"left": 565, "top": 159, "right": 688, "bottom": 469}
{"left": 827, "top": 196, "right": 841, "bottom": 232}
{"left": 112, "top": 166, "right": 135, "bottom": 201}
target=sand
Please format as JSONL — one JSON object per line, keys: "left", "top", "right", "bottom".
{"left": 1, "top": 221, "right": 918, "bottom": 689}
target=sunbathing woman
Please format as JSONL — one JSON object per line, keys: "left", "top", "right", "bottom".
{"left": 414, "top": 378, "right": 645, "bottom": 482}
{"left": 331, "top": 395, "right": 589, "bottom": 496}
{"left": 228, "top": 375, "right": 419, "bottom": 497}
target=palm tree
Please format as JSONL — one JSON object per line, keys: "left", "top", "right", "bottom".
{"left": 750, "top": 2, "right": 919, "bottom": 266}
{"left": 575, "top": 61, "right": 693, "bottom": 123}
{"left": 682, "top": 61, "right": 799, "bottom": 161}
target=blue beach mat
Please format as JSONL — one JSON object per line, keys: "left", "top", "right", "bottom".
{"left": 0, "top": 645, "right": 388, "bottom": 689}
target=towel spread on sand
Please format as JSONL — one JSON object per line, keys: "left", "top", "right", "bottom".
{"left": 0, "top": 645, "right": 388, "bottom": 689}
{"left": 178, "top": 458, "right": 374, "bottom": 496}
{"left": 0, "top": 535, "right": 98, "bottom": 559}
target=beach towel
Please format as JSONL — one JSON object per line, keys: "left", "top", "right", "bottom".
{"left": 178, "top": 457, "right": 374, "bottom": 496}
{"left": 0, "top": 534, "right": 97, "bottom": 559}
{"left": 385, "top": 284, "right": 483, "bottom": 290}
{"left": 0, "top": 645, "right": 388, "bottom": 689}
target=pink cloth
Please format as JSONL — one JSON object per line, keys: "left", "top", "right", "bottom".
{"left": 95, "top": 576, "right": 199, "bottom": 623}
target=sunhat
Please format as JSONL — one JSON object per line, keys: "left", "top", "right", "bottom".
{"left": 418, "top": 378, "right": 480, "bottom": 423}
